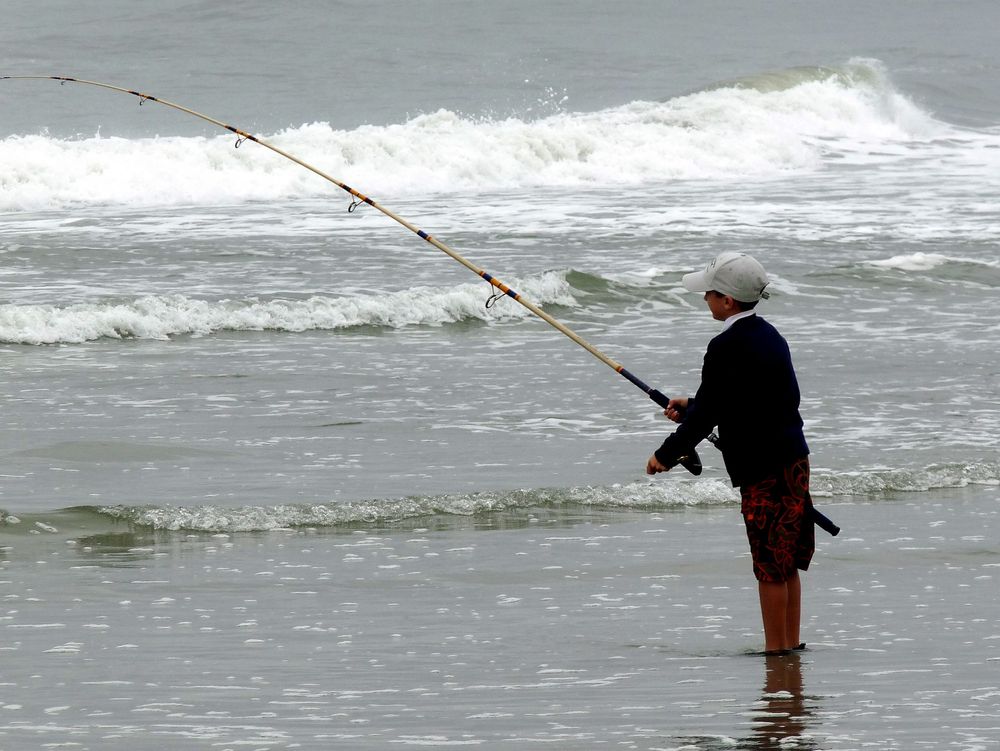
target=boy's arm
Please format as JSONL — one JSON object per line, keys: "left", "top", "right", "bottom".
{"left": 646, "top": 397, "right": 699, "bottom": 473}
{"left": 650, "top": 344, "right": 723, "bottom": 469}
{"left": 653, "top": 404, "right": 715, "bottom": 468}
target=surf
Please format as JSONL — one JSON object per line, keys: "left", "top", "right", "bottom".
{"left": 1, "top": 59, "right": 949, "bottom": 212}
{"left": 0, "top": 270, "right": 577, "bottom": 345}
{"left": 2, "top": 461, "right": 996, "bottom": 534}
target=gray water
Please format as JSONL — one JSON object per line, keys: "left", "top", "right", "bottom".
{"left": 1, "top": 1, "right": 999, "bottom": 748}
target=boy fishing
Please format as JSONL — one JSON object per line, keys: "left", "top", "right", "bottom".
{"left": 646, "top": 252, "right": 814, "bottom": 655}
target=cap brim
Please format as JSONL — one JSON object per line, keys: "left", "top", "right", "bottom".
{"left": 682, "top": 270, "right": 712, "bottom": 294}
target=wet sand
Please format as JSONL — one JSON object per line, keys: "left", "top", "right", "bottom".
{"left": 1, "top": 485, "right": 998, "bottom": 749}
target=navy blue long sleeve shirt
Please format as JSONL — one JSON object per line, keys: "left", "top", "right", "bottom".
{"left": 654, "top": 314, "right": 809, "bottom": 488}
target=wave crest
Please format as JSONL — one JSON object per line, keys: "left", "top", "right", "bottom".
{"left": 1, "top": 60, "right": 946, "bottom": 210}
{"left": 0, "top": 271, "right": 576, "bottom": 345}
{"left": 82, "top": 461, "right": 1000, "bottom": 533}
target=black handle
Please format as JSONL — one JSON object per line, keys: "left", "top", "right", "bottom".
{"left": 810, "top": 507, "right": 840, "bottom": 536}
{"left": 648, "top": 388, "right": 671, "bottom": 410}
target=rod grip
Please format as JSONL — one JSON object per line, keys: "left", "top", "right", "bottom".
{"left": 648, "top": 388, "right": 671, "bottom": 410}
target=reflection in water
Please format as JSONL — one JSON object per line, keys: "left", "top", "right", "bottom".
{"left": 745, "top": 653, "right": 816, "bottom": 750}
{"left": 668, "top": 652, "right": 821, "bottom": 750}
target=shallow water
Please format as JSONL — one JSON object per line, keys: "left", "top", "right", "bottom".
{"left": 1, "top": 487, "right": 997, "bottom": 748}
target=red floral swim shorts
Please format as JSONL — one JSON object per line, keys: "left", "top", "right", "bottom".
{"left": 740, "top": 457, "right": 815, "bottom": 583}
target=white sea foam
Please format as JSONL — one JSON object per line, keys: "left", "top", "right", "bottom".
{"left": 92, "top": 461, "right": 1000, "bottom": 532}
{"left": 865, "top": 252, "right": 998, "bottom": 272}
{"left": 0, "top": 60, "right": 952, "bottom": 211}
{"left": 0, "top": 270, "right": 575, "bottom": 345}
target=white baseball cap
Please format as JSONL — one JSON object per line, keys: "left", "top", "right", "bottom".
{"left": 682, "top": 252, "right": 770, "bottom": 303}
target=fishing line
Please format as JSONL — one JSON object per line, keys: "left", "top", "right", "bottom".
{"left": 2, "top": 75, "right": 846, "bottom": 532}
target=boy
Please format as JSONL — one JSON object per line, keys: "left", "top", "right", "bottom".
{"left": 646, "top": 252, "right": 814, "bottom": 655}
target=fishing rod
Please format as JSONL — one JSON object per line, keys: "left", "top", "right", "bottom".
{"left": 2, "top": 76, "right": 840, "bottom": 536}
{"left": 1, "top": 74, "right": 701, "bottom": 475}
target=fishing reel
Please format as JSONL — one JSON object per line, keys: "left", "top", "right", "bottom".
{"left": 677, "top": 449, "right": 703, "bottom": 476}
{"left": 647, "top": 388, "right": 702, "bottom": 475}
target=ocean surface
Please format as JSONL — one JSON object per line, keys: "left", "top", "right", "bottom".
{"left": 1, "top": 1, "right": 998, "bottom": 748}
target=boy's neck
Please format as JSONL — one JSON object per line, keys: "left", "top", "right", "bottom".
{"left": 720, "top": 309, "right": 757, "bottom": 331}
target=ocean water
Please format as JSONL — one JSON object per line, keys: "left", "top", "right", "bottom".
{"left": 1, "top": 1, "right": 999, "bottom": 748}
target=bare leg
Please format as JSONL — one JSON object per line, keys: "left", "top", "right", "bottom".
{"left": 758, "top": 573, "right": 803, "bottom": 652}
{"left": 785, "top": 572, "right": 802, "bottom": 648}
{"left": 758, "top": 580, "right": 788, "bottom": 652}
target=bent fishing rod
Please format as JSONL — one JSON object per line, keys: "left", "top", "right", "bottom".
{"left": 3, "top": 75, "right": 840, "bottom": 535}
{"left": 1, "top": 75, "right": 699, "bottom": 469}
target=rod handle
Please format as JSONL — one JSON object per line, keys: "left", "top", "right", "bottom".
{"left": 647, "top": 388, "right": 670, "bottom": 410}
{"left": 811, "top": 507, "right": 840, "bottom": 536}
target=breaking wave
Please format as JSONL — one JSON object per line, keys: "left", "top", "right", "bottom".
{"left": 0, "top": 270, "right": 576, "bottom": 344}
{"left": 3, "top": 461, "right": 995, "bottom": 534}
{"left": 1, "top": 59, "right": 951, "bottom": 211}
